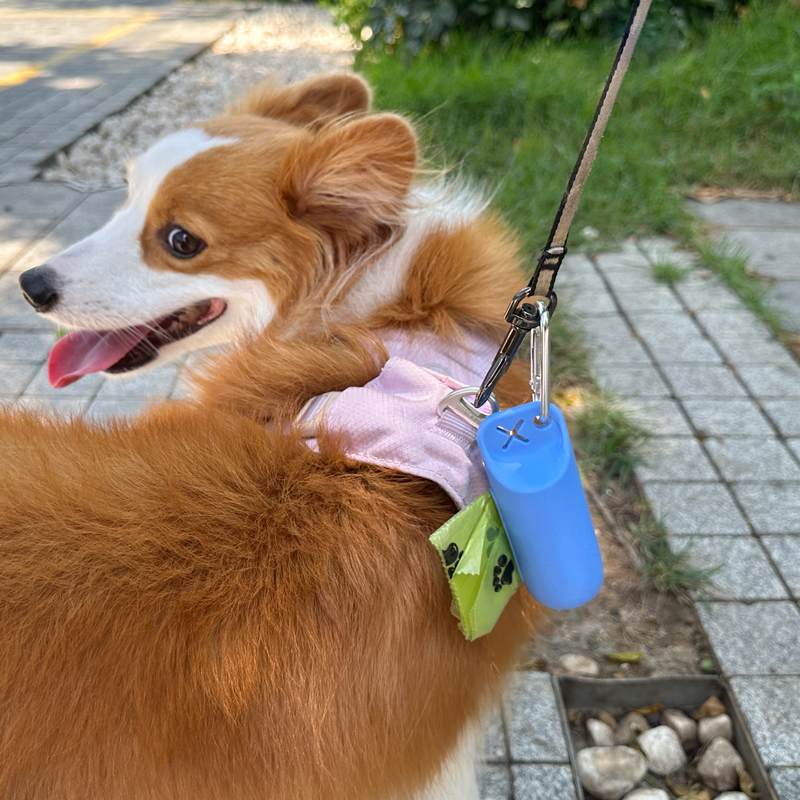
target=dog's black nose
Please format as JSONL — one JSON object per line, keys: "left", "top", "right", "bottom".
{"left": 19, "top": 266, "right": 60, "bottom": 313}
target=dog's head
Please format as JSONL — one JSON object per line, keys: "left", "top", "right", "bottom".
{"left": 19, "top": 75, "right": 418, "bottom": 388}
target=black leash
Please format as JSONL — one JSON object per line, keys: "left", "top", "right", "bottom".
{"left": 475, "top": 0, "right": 653, "bottom": 407}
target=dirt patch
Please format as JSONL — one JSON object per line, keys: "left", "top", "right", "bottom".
{"left": 522, "top": 487, "right": 713, "bottom": 679}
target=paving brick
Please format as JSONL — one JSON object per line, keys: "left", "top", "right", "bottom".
{"left": 593, "top": 363, "right": 672, "bottom": 398}
{"left": 612, "top": 286, "right": 684, "bottom": 314}
{"left": 682, "top": 398, "right": 774, "bottom": 437}
{"left": 478, "top": 765, "right": 511, "bottom": 800}
{"left": 0, "top": 361, "right": 39, "bottom": 396}
{"left": 601, "top": 267, "right": 659, "bottom": 293}
{"left": 628, "top": 311, "right": 721, "bottom": 363}
{"left": 15, "top": 395, "right": 91, "bottom": 416}
{"left": 94, "top": 365, "right": 179, "bottom": 399}
{"left": 770, "top": 767, "right": 800, "bottom": 798}
{"left": 642, "top": 482, "right": 750, "bottom": 535}
{"left": 674, "top": 276, "right": 748, "bottom": 312}
{"left": 695, "top": 309, "right": 774, "bottom": 342}
{"left": 594, "top": 242, "right": 651, "bottom": 271}
{"left": 0, "top": 331, "right": 55, "bottom": 363}
{"left": 483, "top": 709, "right": 507, "bottom": 762}
{"left": 637, "top": 436, "right": 717, "bottom": 482}
{"left": 698, "top": 601, "right": 800, "bottom": 675}
{"left": 622, "top": 397, "right": 694, "bottom": 436}
{"left": 714, "top": 335, "right": 799, "bottom": 370}
{"left": 738, "top": 364, "right": 800, "bottom": 398}
{"left": 0, "top": 182, "right": 82, "bottom": 219}
{"left": 671, "top": 535, "right": 788, "bottom": 600}
{"left": 731, "top": 676, "right": 800, "bottom": 766}
{"left": 86, "top": 397, "right": 161, "bottom": 421}
{"left": 660, "top": 363, "right": 747, "bottom": 399}
{"left": 705, "top": 437, "right": 800, "bottom": 482}
{"left": 733, "top": 483, "right": 800, "bottom": 534}
{"left": 723, "top": 230, "right": 800, "bottom": 281}
{"left": 762, "top": 400, "right": 800, "bottom": 437}
{"left": 637, "top": 236, "right": 698, "bottom": 269}
{"left": 688, "top": 198, "right": 800, "bottom": 231}
{"left": 767, "top": 280, "right": 800, "bottom": 332}
{"left": 788, "top": 438, "right": 800, "bottom": 463}
{"left": 505, "top": 672, "right": 569, "bottom": 763}
{"left": 511, "top": 765, "right": 578, "bottom": 800}
{"left": 762, "top": 536, "right": 800, "bottom": 598}
{"left": 576, "top": 316, "right": 652, "bottom": 365}
{"left": 560, "top": 285, "right": 618, "bottom": 316}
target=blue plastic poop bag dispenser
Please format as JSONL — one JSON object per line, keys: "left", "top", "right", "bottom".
{"left": 476, "top": 301, "right": 603, "bottom": 610}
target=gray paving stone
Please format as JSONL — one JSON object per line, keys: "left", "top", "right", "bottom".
{"left": 674, "top": 275, "right": 748, "bottom": 312}
{"left": 601, "top": 267, "right": 660, "bottom": 293}
{"left": 630, "top": 320, "right": 721, "bottom": 365}
{"left": 483, "top": 710, "right": 507, "bottom": 762}
{"left": 24, "top": 362, "right": 103, "bottom": 398}
{"left": 637, "top": 436, "right": 717, "bottom": 482}
{"left": 505, "top": 672, "right": 569, "bottom": 763}
{"left": 14, "top": 395, "right": 91, "bottom": 416}
{"left": 767, "top": 280, "right": 800, "bottom": 332}
{"left": 682, "top": 398, "right": 774, "bottom": 437}
{"left": 576, "top": 316, "right": 652, "bottom": 365}
{"left": 714, "top": 335, "right": 799, "bottom": 370}
{"left": 697, "top": 602, "right": 800, "bottom": 675}
{"left": 561, "top": 286, "right": 618, "bottom": 316}
{"left": 670, "top": 535, "right": 788, "bottom": 600}
{"left": 738, "top": 364, "right": 800, "bottom": 398}
{"left": 0, "top": 361, "right": 39, "bottom": 396}
{"left": 688, "top": 199, "right": 800, "bottom": 231}
{"left": 660, "top": 363, "right": 748, "bottom": 399}
{"left": 622, "top": 397, "right": 694, "bottom": 436}
{"left": 733, "top": 483, "right": 800, "bottom": 534}
{"left": 636, "top": 236, "right": 698, "bottom": 269}
{"left": 594, "top": 243, "right": 651, "bottom": 271}
{"left": 0, "top": 331, "right": 55, "bottom": 363}
{"left": 593, "top": 363, "right": 672, "bottom": 398}
{"left": 12, "top": 188, "right": 126, "bottom": 271}
{"left": 770, "top": 767, "right": 800, "bottom": 798}
{"left": 762, "top": 536, "right": 800, "bottom": 598}
{"left": 511, "top": 765, "right": 578, "bottom": 800}
{"left": 731, "top": 676, "right": 800, "bottom": 766}
{"left": 705, "top": 438, "right": 800, "bottom": 482}
{"left": 788, "top": 438, "right": 800, "bottom": 463}
{"left": 642, "top": 482, "right": 750, "bottom": 535}
{"left": 612, "top": 286, "right": 684, "bottom": 313}
{"left": 86, "top": 397, "right": 161, "bottom": 421}
{"left": 723, "top": 230, "right": 800, "bottom": 281}
{"left": 695, "top": 309, "right": 774, "bottom": 342}
{"left": 479, "top": 765, "right": 511, "bottom": 800}
{"left": 0, "top": 182, "right": 83, "bottom": 220}
{"left": 94, "top": 365, "right": 179, "bottom": 399}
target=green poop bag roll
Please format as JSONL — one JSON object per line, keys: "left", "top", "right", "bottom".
{"left": 429, "top": 492, "right": 521, "bottom": 641}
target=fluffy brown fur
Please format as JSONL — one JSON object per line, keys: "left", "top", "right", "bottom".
{"left": 0, "top": 74, "right": 539, "bottom": 799}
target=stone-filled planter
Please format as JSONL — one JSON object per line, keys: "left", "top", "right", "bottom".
{"left": 553, "top": 676, "right": 778, "bottom": 800}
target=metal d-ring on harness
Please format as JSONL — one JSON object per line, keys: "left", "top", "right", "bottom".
{"left": 473, "top": 0, "right": 653, "bottom": 408}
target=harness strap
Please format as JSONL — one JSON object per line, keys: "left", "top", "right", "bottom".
{"left": 475, "top": 0, "right": 653, "bottom": 406}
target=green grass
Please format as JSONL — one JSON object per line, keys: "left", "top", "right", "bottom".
{"left": 651, "top": 259, "right": 690, "bottom": 287}
{"left": 358, "top": 0, "right": 800, "bottom": 263}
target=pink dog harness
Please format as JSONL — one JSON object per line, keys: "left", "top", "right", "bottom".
{"left": 298, "top": 329, "right": 500, "bottom": 508}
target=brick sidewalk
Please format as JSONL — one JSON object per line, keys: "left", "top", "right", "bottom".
{"left": 559, "top": 227, "right": 800, "bottom": 800}
{"left": 0, "top": 2, "right": 245, "bottom": 183}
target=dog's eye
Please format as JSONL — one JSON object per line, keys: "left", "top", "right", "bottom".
{"left": 165, "top": 226, "right": 205, "bottom": 259}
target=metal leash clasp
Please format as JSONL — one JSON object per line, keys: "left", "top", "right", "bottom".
{"left": 474, "top": 288, "right": 557, "bottom": 408}
{"left": 530, "top": 299, "right": 550, "bottom": 425}
{"left": 437, "top": 386, "right": 500, "bottom": 429}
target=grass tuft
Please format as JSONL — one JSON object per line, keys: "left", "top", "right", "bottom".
{"left": 694, "top": 235, "right": 784, "bottom": 333}
{"left": 628, "top": 515, "right": 719, "bottom": 600}
{"left": 651, "top": 259, "right": 690, "bottom": 287}
{"left": 570, "top": 394, "right": 649, "bottom": 485}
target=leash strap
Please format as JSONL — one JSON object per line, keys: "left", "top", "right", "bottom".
{"left": 475, "top": 0, "right": 652, "bottom": 407}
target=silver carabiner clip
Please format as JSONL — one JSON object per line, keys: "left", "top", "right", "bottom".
{"left": 437, "top": 386, "right": 500, "bottom": 430}
{"left": 530, "top": 299, "right": 551, "bottom": 425}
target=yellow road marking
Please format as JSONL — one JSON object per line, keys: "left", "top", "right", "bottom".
{"left": 0, "top": 12, "right": 159, "bottom": 90}
{"left": 0, "top": 9, "right": 146, "bottom": 19}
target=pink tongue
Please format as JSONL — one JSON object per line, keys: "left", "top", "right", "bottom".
{"left": 48, "top": 326, "right": 151, "bottom": 388}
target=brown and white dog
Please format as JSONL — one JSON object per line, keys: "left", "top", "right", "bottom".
{"left": 2, "top": 74, "right": 538, "bottom": 800}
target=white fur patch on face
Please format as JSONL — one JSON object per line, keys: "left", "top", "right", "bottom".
{"left": 40, "top": 129, "right": 276, "bottom": 371}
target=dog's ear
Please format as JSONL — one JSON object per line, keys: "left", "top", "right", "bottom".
{"left": 237, "top": 74, "right": 372, "bottom": 128}
{"left": 279, "top": 113, "right": 417, "bottom": 240}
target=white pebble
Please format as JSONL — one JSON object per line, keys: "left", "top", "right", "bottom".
{"left": 587, "top": 718, "right": 615, "bottom": 747}
{"left": 559, "top": 653, "right": 600, "bottom": 676}
{"left": 576, "top": 746, "right": 647, "bottom": 800}
{"left": 660, "top": 708, "right": 697, "bottom": 747}
{"left": 622, "top": 790, "right": 670, "bottom": 800}
{"left": 698, "top": 713, "right": 733, "bottom": 744}
{"left": 637, "top": 725, "right": 687, "bottom": 775}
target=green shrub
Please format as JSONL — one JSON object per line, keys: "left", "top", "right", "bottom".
{"left": 332, "top": 0, "right": 746, "bottom": 53}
